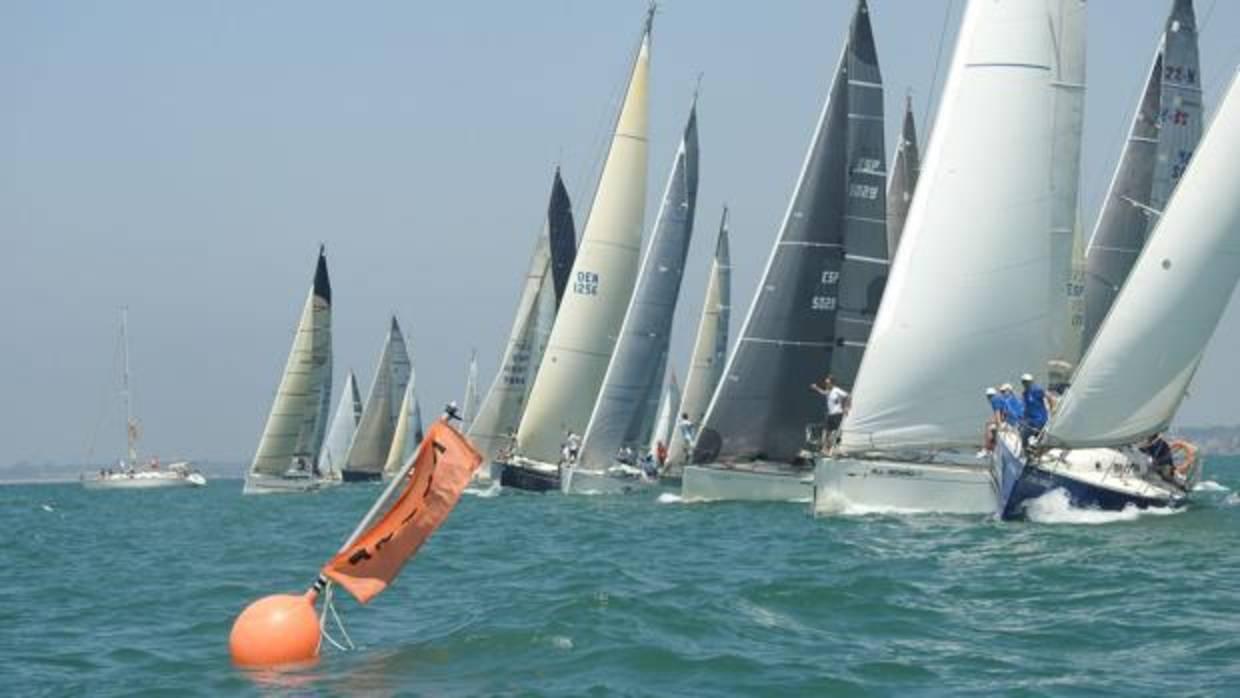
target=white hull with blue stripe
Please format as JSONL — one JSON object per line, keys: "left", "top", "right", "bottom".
{"left": 992, "top": 429, "right": 1188, "bottom": 520}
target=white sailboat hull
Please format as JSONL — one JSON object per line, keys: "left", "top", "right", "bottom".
{"left": 811, "top": 456, "right": 996, "bottom": 516}
{"left": 243, "top": 473, "right": 326, "bottom": 495}
{"left": 560, "top": 464, "right": 655, "bottom": 495}
{"left": 83, "top": 467, "right": 205, "bottom": 490}
{"left": 680, "top": 463, "right": 812, "bottom": 503}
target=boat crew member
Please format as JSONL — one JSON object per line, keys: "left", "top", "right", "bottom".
{"left": 678, "top": 413, "right": 696, "bottom": 445}
{"left": 999, "top": 384, "right": 1023, "bottom": 425}
{"left": 980, "top": 387, "right": 1003, "bottom": 456}
{"left": 563, "top": 431, "right": 581, "bottom": 464}
{"left": 1019, "top": 373, "right": 1055, "bottom": 444}
{"left": 810, "top": 375, "right": 850, "bottom": 453}
{"left": 1139, "top": 433, "right": 1177, "bottom": 483}
{"left": 655, "top": 440, "right": 668, "bottom": 467}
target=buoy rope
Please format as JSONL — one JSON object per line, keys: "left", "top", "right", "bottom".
{"left": 317, "top": 583, "right": 357, "bottom": 652}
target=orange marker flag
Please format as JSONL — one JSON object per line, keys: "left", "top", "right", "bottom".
{"left": 322, "top": 419, "right": 483, "bottom": 604}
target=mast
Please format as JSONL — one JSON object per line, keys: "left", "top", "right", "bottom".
{"left": 121, "top": 307, "right": 137, "bottom": 467}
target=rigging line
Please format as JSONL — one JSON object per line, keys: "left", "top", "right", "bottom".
{"left": 1199, "top": 0, "right": 1218, "bottom": 37}
{"left": 922, "top": 0, "right": 954, "bottom": 134}
{"left": 85, "top": 323, "right": 125, "bottom": 464}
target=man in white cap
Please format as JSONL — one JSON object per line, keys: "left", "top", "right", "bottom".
{"left": 999, "top": 384, "right": 1023, "bottom": 425}
{"left": 1020, "top": 373, "right": 1056, "bottom": 444}
{"left": 979, "top": 387, "right": 1004, "bottom": 457}
{"left": 810, "top": 374, "right": 850, "bottom": 453}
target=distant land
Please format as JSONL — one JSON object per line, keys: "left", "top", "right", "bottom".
{"left": 0, "top": 460, "right": 245, "bottom": 484}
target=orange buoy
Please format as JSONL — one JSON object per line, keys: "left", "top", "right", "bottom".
{"left": 229, "top": 590, "right": 321, "bottom": 667}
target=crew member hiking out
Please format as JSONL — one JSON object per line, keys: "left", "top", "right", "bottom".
{"left": 810, "top": 375, "right": 850, "bottom": 454}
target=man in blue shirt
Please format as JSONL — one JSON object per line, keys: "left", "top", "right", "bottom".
{"left": 1020, "top": 373, "right": 1056, "bottom": 444}
{"left": 999, "top": 383, "right": 1023, "bottom": 425}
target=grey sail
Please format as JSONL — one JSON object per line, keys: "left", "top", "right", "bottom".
{"left": 548, "top": 169, "right": 579, "bottom": 309}
{"left": 578, "top": 101, "right": 700, "bottom": 469}
{"left": 341, "top": 317, "right": 412, "bottom": 480}
{"left": 666, "top": 210, "right": 731, "bottom": 468}
{"left": 693, "top": 0, "right": 886, "bottom": 465}
{"left": 1082, "top": 0, "right": 1201, "bottom": 350}
{"left": 886, "top": 96, "right": 920, "bottom": 257}
{"left": 467, "top": 170, "right": 572, "bottom": 462}
{"left": 317, "top": 370, "right": 361, "bottom": 478}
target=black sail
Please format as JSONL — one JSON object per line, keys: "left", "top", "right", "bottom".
{"left": 547, "top": 167, "right": 578, "bottom": 309}
{"left": 693, "top": 0, "right": 885, "bottom": 465}
{"left": 886, "top": 96, "right": 920, "bottom": 257}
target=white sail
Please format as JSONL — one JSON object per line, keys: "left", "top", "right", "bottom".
{"left": 666, "top": 211, "right": 730, "bottom": 466}
{"left": 840, "top": 0, "right": 1062, "bottom": 452}
{"left": 1046, "top": 0, "right": 1087, "bottom": 371}
{"left": 649, "top": 371, "right": 681, "bottom": 457}
{"left": 342, "top": 317, "right": 412, "bottom": 477}
{"left": 467, "top": 172, "right": 568, "bottom": 461}
{"left": 461, "top": 350, "right": 479, "bottom": 433}
{"left": 383, "top": 378, "right": 424, "bottom": 478}
{"left": 249, "top": 248, "right": 333, "bottom": 477}
{"left": 1044, "top": 70, "right": 1240, "bottom": 448}
{"left": 515, "top": 20, "right": 651, "bottom": 464}
{"left": 317, "top": 370, "right": 361, "bottom": 479}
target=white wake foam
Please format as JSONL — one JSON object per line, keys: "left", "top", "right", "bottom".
{"left": 1193, "top": 480, "right": 1230, "bottom": 492}
{"left": 1023, "top": 488, "right": 1181, "bottom": 525}
{"left": 656, "top": 492, "right": 683, "bottom": 504}
{"left": 812, "top": 490, "right": 936, "bottom": 517}
{"left": 463, "top": 481, "right": 501, "bottom": 498}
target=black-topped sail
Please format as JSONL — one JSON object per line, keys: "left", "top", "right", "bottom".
{"left": 1082, "top": 0, "right": 1201, "bottom": 350}
{"left": 886, "top": 96, "right": 920, "bottom": 257}
{"left": 693, "top": 0, "right": 886, "bottom": 465}
{"left": 548, "top": 167, "right": 578, "bottom": 309}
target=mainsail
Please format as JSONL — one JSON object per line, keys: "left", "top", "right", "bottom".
{"left": 249, "top": 248, "right": 333, "bottom": 478}
{"left": 341, "top": 317, "right": 412, "bottom": 478}
{"left": 467, "top": 169, "right": 574, "bottom": 461}
{"left": 886, "top": 96, "right": 920, "bottom": 259}
{"left": 514, "top": 14, "right": 651, "bottom": 464}
{"left": 1045, "top": 69, "right": 1240, "bottom": 448}
{"left": 382, "top": 379, "right": 424, "bottom": 479}
{"left": 840, "top": 0, "right": 1066, "bottom": 453}
{"left": 577, "top": 100, "right": 699, "bottom": 469}
{"left": 317, "top": 370, "right": 362, "bottom": 479}
{"left": 461, "top": 350, "right": 479, "bottom": 433}
{"left": 1082, "top": 0, "right": 1202, "bottom": 351}
{"left": 666, "top": 209, "right": 731, "bottom": 466}
{"left": 692, "top": 0, "right": 886, "bottom": 464}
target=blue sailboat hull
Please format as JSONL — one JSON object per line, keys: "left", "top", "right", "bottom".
{"left": 994, "top": 438, "right": 1184, "bottom": 520}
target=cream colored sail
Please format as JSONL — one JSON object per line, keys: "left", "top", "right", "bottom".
{"left": 840, "top": 0, "right": 1063, "bottom": 452}
{"left": 666, "top": 211, "right": 730, "bottom": 466}
{"left": 249, "top": 248, "right": 332, "bottom": 478}
{"left": 342, "top": 317, "right": 412, "bottom": 477}
{"left": 514, "top": 19, "right": 651, "bottom": 464}
{"left": 1045, "top": 70, "right": 1240, "bottom": 448}
{"left": 317, "top": 370, "right": 361, "bottom": 479}
{"left": 383, "top": 379, "right": 422, "bottom": 478}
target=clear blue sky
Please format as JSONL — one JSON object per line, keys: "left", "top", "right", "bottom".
{"left": 3, "top": 1, "right": 1239, "bottom": 466}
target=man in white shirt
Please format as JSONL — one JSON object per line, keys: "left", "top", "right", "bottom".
{"left": 809, "top": 375, "right": 850, "bottom": 454}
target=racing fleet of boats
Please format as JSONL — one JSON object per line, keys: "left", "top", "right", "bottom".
{"left": 85, "top": 0, "right": 1240, "bottom": 523}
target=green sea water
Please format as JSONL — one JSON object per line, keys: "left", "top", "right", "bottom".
{"left": 3, "top": 460, "right": 1238, "bottom": 696}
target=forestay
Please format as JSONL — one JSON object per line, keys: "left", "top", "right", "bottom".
{"left": 467, "top": 169, "right": 572, "bottom": 461}
{"left": 1045, "top": 69, "right": 1240, "bottom": 448}
{"left": 1082, "top": 0, "right": 1202, "bottom": 351}
{"left": 515, "top": 20, "right": 651, "bottom": 464}
{"left": 249, "top": 248, "right": 333, "bottom": 477}
{"left": 578, "top": 102, "right": 698, "bottom": 469}
{"left": 840, "top": 0, "right": 1060, "bottom": 453}
{"left": 692, "top": 0, "right": 886, "bottom": 464}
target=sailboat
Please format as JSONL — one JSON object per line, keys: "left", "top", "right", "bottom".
{"left": 500, "top": 8, "right": 652, "bottom": 492}
{"left": 563, "top": 96, "right": 699, "bottom": 495}
{"left": 243, "top": 248, "right": 334, "bottom": 495}
{"left": 683, "top": 0, "right": 887, "bottom": 503}
{"left": 886, "top": 97, "right": 920, "bottom": 259}
{"left": 381, "top": 378, "right": 424, "bottom": 481}
{"left": 461, "top": 350, "right": 479, "bottom": 434}
{"left": 83, "top": 308, "right": 206, "bottom": 489}
{"left": 994, "top": 66, "right": 1238, "bottom": 519}
{"left": 316, "top": 370, "right": 362, "bottom": 484}
{"left": 340, "top": 317, "right": 412, "bottom": 482}
{"left": 664, "top": 209, "right": 731, "bottom": 477}
{"left": 1082, "top": 0, "right": 1202, "bottom": 354}
{"left": 813, "top": 0, "right": 1082, "bottom": 515}
{"left": 467, "top": 168, "right": 576, "bottom": 478}
{"left": 649, "top": 371, "right": 681, "bottom": 459}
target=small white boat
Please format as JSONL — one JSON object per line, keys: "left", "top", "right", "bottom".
{"left": 83, "top": 309, "right": 207, "bottom": 491}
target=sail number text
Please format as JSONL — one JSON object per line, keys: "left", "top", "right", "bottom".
{"left": 574, "top": 271, "right": 599, "bottom": 296}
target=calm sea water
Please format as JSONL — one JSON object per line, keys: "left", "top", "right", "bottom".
{"left": 3, "top": 460, "right": 1238, "bottom": 697}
